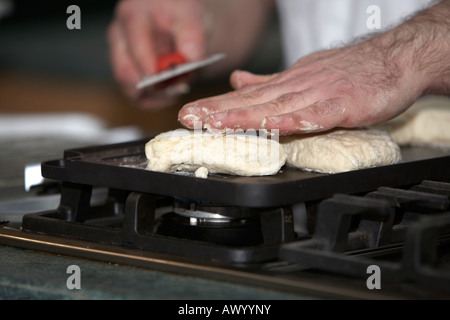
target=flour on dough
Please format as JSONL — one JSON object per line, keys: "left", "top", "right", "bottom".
{"left": 280, "top": 128, "right": 401, "bottom": 174}
{"left": 373, "top": 96, "right": 450, "bottom": 147}
{"left": 145, "top": 129, "right": 287, "bottom": 177}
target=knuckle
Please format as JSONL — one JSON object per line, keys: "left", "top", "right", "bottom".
{"left": 333, "top": 78, "right": 359, "bottom": 98}
{"left": 240, "top": 88, "right": 266, "bottom": 102}
{"left": 311, "top": 99, "right": 348, "bottom": 123}
{"left": 277, "top": 92, "right": 306, "bottom": 107}
{"left": 313, "top": 100, "right": 337, "bottom": 117}
{"left": 269, "top": 92, "right": 309, "bottom": 115}
{"left": 266, "top": 100, "right": 285, "bottom": 115}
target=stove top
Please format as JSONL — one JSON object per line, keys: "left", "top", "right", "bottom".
{"left": 2, "top": 139, "right": 450, "bottom": 299}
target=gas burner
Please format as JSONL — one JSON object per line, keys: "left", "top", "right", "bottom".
{"left": 157, "top": 212, "right": 263, "bottom": 246}
{"left": 154, "top": 200, "right": 264, "bottom": 246}
{"left": 18, "top": 185, "right": 296, "bottom": 264}
{"left": 172, "top": 200, "right": 256, "bottom": 225}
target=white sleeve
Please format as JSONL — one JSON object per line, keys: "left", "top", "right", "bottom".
{"left": 276, "top": 0, "right": 434, "bottom": 68}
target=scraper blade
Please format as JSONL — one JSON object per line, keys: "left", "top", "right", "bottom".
{"left": 136, "top": 53, "right": 226, "bottom": 90}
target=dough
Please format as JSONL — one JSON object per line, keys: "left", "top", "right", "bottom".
{"left": 280, "top": 128, "right": 401, "bottom": 173}
{"left": 372, "top": 96, "right": 450, "bottom": 147}
{"left": 194, "top": 167, "right": 209, "bottom": 179}
{"left": 145, "top": 129, "right": 287, "bottom": 177}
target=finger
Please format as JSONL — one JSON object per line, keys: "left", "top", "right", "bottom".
{"left": 230, "top": 70, "right": 277, "bottom": 90}
{"left": 262, "top": 99, "right": 349, "bottom": 135}
{"left": 179, "top": 85, "right": 280, "bottom": 128}
{"left": 107, "top": 22, "right": 141, "bottom": 98}
{"left": 178, "top": 80, "right": 298, "bottom": 128}
{"left": 173, "top": 4, "right": 206, "bottom": 61}
{"left": 202, "top": 90, "right": 316, "bottom": 131}
{"left": 121, "top": 11, "right": 158, "bottom": 76}
{"left": 180, "top": 70, "right": 282, "bottom": 112}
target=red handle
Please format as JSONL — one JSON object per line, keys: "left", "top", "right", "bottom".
{"left": 156, "top": 52, "right": 187, "bottom": 73}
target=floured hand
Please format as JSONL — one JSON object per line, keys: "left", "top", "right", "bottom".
{"left": 178, "top": 1, "right": 450, "bottom": 135}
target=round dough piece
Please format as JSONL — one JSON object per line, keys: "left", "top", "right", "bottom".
{"left": 280, "top": 128, "right": 401, "bottom": 174}
{"left": 373, "top": 96, "right": 450, "bottom": 147}
{"left": 145, "top": 129, "right": 287, "bottom": 177}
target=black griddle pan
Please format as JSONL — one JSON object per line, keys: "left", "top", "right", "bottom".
{"left": 41, "top": 138, "right": 450, "bottom": 208}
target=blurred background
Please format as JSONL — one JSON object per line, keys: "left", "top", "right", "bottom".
{"left": 0, "top": 0, "right": 282, "bottom": 134}
{"left": 0, "top": 0, "right": 282, "bottom": 199}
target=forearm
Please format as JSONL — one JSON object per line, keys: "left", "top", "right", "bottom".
{"left": 202, "top": 0, "right": 275, "bottom": 77}
{"left": 367, "top": 0, "right": 450, "bottom": 98}
{"left": 412, "top": 0, "right": 450, "bottom": 95}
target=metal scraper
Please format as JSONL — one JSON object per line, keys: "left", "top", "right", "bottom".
{"left": 136, "top": 53, "right": 226, "bottom": 90}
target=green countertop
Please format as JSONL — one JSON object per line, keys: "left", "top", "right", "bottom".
{"left": 0, "top": 244, "right": 312, "bottom": 300}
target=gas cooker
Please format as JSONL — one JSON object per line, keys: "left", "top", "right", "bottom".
{"left": 2, "top": 139, "right": 450, "bottom": 299}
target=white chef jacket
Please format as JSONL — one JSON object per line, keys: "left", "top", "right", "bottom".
{"left": 276, "top": 0, "right": 434, "bottom": 67}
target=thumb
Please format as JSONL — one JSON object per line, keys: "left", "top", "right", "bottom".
{"left": 230, "top": 70, "right": 277, "bottom": 90}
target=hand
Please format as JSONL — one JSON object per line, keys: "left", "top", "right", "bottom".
{"left": 178, "top": 1, "right": 450, "bottom": 135}
{"left": 178, "top": 44, "right": 419, "bottom": 135}
{"left": 107, "top": 0, "right": 206, "bottom": 110}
